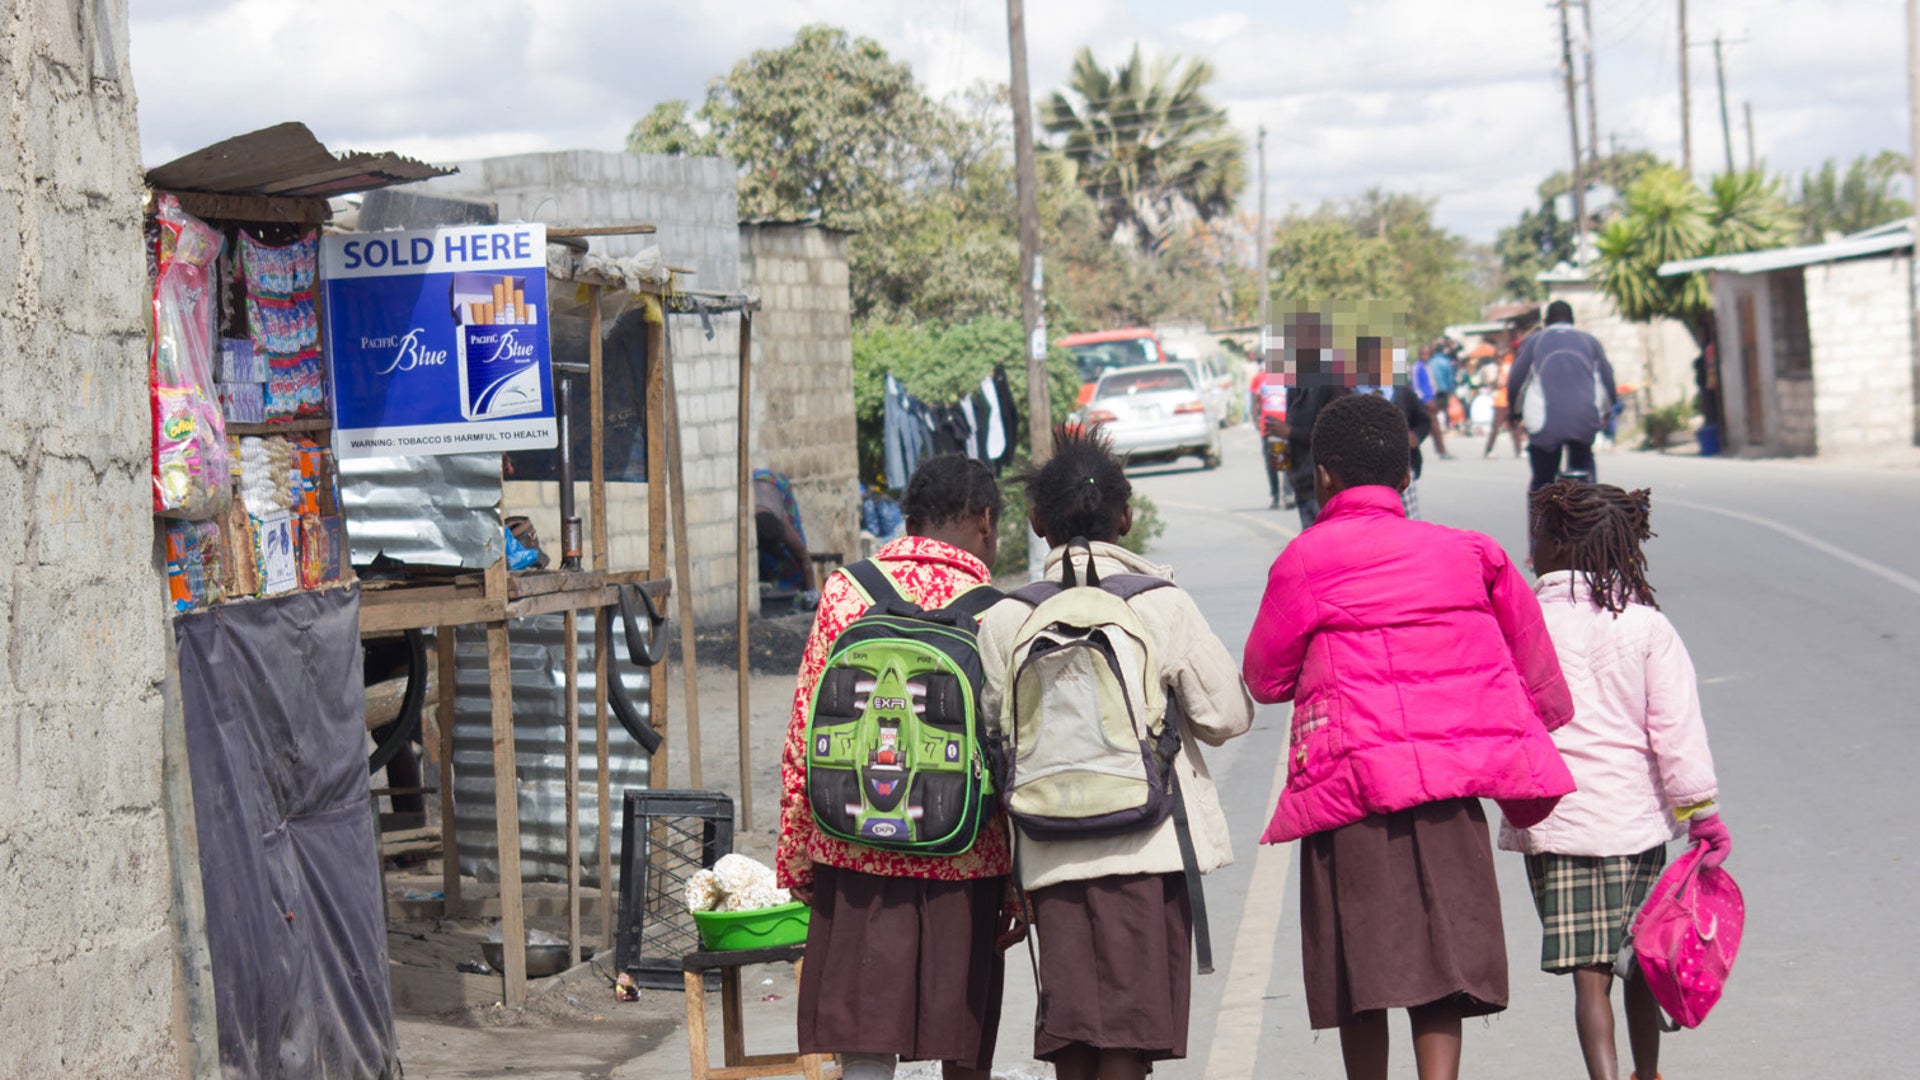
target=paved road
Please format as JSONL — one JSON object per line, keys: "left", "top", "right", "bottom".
{"left": 1065, "top": 425, "right": 1920, "bottom": 1079}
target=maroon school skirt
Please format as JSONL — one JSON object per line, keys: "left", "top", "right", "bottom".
{"left": 1299, "top": 798, "right": 1508, "bottom": 1029}
{"left": 1031, "top": 872, "right": 1192, "bottom": 1063}
{"left": 795, "top": 865, "right": 1005, "bottom": 1069}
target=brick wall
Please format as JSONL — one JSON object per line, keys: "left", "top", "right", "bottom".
{"left": 1545, "top": 277, "right": 1699, "bottom": 407}
{"left": 740, "top": 224, "right": 860, "bottom": 566}
{"left": 418, "top": 153, "right": 746, "bottom": 622}
{"left": 1777, "top": 376, "right": 1818, "bottom": 455}
{"left": 1804, "top": 254, "right": 1916, "bottom": 453}
{"left": 1, "top": 1, "right": 187, "bottom": 1074}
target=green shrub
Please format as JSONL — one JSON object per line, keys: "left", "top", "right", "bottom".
{"left": 1640, "top": 399, "right": 1695, "bottom": 450}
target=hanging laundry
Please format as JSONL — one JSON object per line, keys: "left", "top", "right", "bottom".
{"left": 979, "top": 373, "right": 1008, "bottom": 461}
{"left": 883, "top": 374, "right": 934, "bottom": 491}
{"left": 990, "top": 366, "right": 1020, "bottom": 465}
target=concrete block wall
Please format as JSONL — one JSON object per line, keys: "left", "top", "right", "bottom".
{"left": 1805, "top": 254, "right": 1916, "bottom": 453}
{"left": 1546, "top": 278, "right": 1698, "bottom": 407}
{"left": 423, "top": 153, "right": 746, "bottom": 622}
{"left": 1777, "top": 376, "right": 1818, "bottom": 455}
{"left": 740, "top": 224, "right": 860, "bottom": 566}
{"left": 1, "top": 1, "right": 186, "bottom": 1074}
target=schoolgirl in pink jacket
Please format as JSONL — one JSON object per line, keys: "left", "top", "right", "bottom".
{"left": 1242, "top": 393, "right": 1574, "bottom": 1079}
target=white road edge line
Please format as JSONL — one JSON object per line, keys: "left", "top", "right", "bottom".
{"left": 1202, "top": 731, "right": 1295, "bottom": 1079}
{"left": 1659, "top": 494, "right": 1920, "bottom": 600}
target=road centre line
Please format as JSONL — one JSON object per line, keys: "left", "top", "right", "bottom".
{"left": 1655, "top": 494, "right": 1920, "bottom": 600}
{"left": 1433, "top": 472, "right": 1920, "bottom": 600}
{"left": 1202, "top": 724, "right": 1296, "bottom": 1078}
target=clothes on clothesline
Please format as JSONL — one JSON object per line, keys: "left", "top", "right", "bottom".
{"left": 881, "top": 367, "right": 1022, "bottom": 491}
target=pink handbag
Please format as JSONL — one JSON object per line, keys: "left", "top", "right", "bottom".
{"left": 1630, "top": 845, "right": 1746, "bottom": 1029}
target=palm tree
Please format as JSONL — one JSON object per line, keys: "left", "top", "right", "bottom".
{"left": 1040, "top": 46, "right": 1246, "bottom": 255}
{"left": 1597, "top": 165, "right": 1796, "bottom": 346}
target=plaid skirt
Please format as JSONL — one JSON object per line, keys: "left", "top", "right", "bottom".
{"left": 1523, "top": 847, "right": 1668, "bottom": 973}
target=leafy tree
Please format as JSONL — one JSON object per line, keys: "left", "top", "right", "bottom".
{"left": 1794, "top": 151, "right": 1912, "bottom": 242}
{"left": 1040, "top": 46, "right": 1246, "bottom": 255}
{"left": 1494, "top": 149, "right": 1663, "bottom": 301}
{"left": 626, "top": 99, "right": 718, "bottom": 157}
{"left": 1596, "top": 165, "right": 1797, "bottom": 346}
{"left": 1265, "top": 191, "right": 1480, "bottom": 341}
{"left": 629, "top": 26, "right": 1014, "bottom": 324}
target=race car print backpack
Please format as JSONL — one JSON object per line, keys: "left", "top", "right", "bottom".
{"left": 804, "top": 559, "right": 1002, "bottom": 855}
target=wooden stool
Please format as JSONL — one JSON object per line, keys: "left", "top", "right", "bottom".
{"left": 682, "top": 945, "right": 831, "bottom": 1080}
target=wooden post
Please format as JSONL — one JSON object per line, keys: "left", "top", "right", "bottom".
{"left": 160, "top": 622, "right": 220, "bottom": 1077}
{"left": 484, "top": 559, "right": 528, "bottom": 1004}
{"left": 663, "top": 325, "right": 706, "bottom": 789}
{"left": 436, "top": 626, "right": 461, "bottom": 912}
{"left": 564, "top": 608, "right": 581, "bottom": 964}
{"left": 1679, "top": 0, "right": 1692, "bottom": 174}
{"left": 735, "top": 311, "right": 755, "bottom": 831}
{"left": 587, "top": 283, "right": 613, "bottom": 952}
{"left": 647, "top": 311, "right": 672, "bottom": 789}
{"left": 1558, "top": 0, "right": 1587, "bottom": 265}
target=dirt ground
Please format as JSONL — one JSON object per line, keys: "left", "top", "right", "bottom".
{"left": 387, "top": 662, "right": 812, "bottom": 1079}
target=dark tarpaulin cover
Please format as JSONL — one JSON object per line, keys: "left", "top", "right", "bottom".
{"left": 175, "top": 586, "right": 399, "bottom": 1079}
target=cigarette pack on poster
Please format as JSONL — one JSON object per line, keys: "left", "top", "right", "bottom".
{"left": 300, "top": 515, "right": 346, "bottom": 589}
{"left": 257, "top": 511, "right": 299, "bottom": 595}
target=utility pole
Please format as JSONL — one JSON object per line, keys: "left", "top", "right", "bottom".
{"left": 1713, "top": 33, "right": 1735, "bottom": 174}
{"left": 1907, "top": 0, "right": 1919, "bottom": 448}
{"left": 1744, "top": 100, "right": 1756, "bottom": 170}
{"left": 1559, "top": 0, "right": 1588, "bottom": 266}
{"left": 1678, "top": 0, "right": 1692, "bottom": 175}
{"left": 1006, "top": 0, "right": 1049, "bottom": 465}
{"left": 1582, "top": 0, "right": 1601, "bottom": 172}
{"left": 1256, "top": 125, "right": 1270, "bottom": 357}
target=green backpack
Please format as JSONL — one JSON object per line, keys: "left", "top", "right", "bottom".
{"left": 804, "top": 559, "right": 1002, "bottom": 855}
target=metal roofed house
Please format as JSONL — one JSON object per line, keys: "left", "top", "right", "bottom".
{"left": 1660, "top": 221, "right": 1917, "bottom": 457}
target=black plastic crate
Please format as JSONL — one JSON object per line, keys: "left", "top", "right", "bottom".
{"left": 616, "top": 790, "right": 735, "bottom": 990}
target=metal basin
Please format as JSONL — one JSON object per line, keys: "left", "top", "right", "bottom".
{"left": 481, "top": 941, "right": 573, "bottom": 979}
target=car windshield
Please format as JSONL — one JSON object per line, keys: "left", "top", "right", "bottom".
{"left": 1068, "top": 338, "right": 1158, "bottom": 383}
{"left": 1096, "top": 368, "right": 1194, "bottom": 397}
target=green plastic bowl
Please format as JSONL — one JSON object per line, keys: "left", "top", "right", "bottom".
{"left": 692, "top": 901, "right": 811, "bottom": 951}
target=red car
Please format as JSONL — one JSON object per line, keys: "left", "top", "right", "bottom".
{"left": 1058, "top": 328, "right": 1166, "bottom": 407}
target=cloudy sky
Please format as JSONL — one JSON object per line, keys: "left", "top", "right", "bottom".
{"left": 130, "top": 0, "right": 1908, "bottom": 242}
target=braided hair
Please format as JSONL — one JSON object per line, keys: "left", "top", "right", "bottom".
{"left": 1018, "top": 425, "right": 1131, "bottom": 543}
{"left": 901, "top": 454, "right": 1002, "bottom": 529}
{"left": 1530, "top": 479, "right": 1657, "bottom": 615}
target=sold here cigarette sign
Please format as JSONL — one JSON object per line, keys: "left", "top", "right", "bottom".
{"left": 321, "top": 223, "right": 557, "bottom": 459}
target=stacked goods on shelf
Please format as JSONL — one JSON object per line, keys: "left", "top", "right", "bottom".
{"left": 215, "top": 336, "right": 269, "bottom": 424}
{"left": 150, "top": 196, "right": 231, "bottom": 518}
{"left": 240, "top": 231, "right": 326, "bottom": 420}
{"left": 165, "top": 434, "right": 351, "bottom": 614}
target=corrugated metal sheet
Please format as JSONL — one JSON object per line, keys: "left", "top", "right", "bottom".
{"left": 450, "top": 612, "right": 653, "bottom": 886}
{"left": 146, "top": 122, "right": 453, "bottom": 198}
{"left": 340, "top": 453, "right": 502, "bottom": 568}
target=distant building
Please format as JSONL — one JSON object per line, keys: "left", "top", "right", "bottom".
{"left": 1660, "top": 221, "right": 1916, "bottom": 457}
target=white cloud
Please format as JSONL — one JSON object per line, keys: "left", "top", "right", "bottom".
{"left": 130, "top": 0, "right": 1909, "bottom": 245}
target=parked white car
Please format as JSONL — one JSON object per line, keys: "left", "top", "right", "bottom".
{"left": 1083, "top": 364, "right": 1222, "bottom": 469}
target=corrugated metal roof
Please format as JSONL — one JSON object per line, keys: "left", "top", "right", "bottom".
{"left": 146, "top": 121, "right": 453, "bottom": 199}
{"left": 1658, "top": 229, "right": 1913, "bottom": 277}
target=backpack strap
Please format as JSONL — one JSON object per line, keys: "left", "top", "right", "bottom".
{"left": 1006, "top": 581, "right": 1061, "bottom": 607}
{"left": 843, "top": 558, "right": 914, "bottom": 613}
{"left": 1100, "top": 573, "right": 1173, "bottom": 601}
{"left": 940, "top": 583, "right": 1004, "bottom": 624}
{"left": 1170, "top": 765, "right": 1214, "bottom": 975}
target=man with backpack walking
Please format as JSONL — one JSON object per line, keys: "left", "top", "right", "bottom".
{"left": 1508, "top": 300, "right": 1617, "bottom": 498}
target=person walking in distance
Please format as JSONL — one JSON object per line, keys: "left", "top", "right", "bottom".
{"left": 1429, "top": 341, "right": 1459, "bottom": 437}
{"left": 1251, "top": 360, "right": 1294, "bottom": 510}
{"left": 1482, "top": 347, "right": 1524, "bottom": 459}
{"left": 1504, "top": 481, "right": 1731, "bottom": 1080}
{"left": 1508, "top": 300, "right": 1617, "bottom": 496}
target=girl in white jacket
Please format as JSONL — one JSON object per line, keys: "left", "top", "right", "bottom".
{"left": 1502, "top": 480, "right": 1732, "bottom": 1080}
